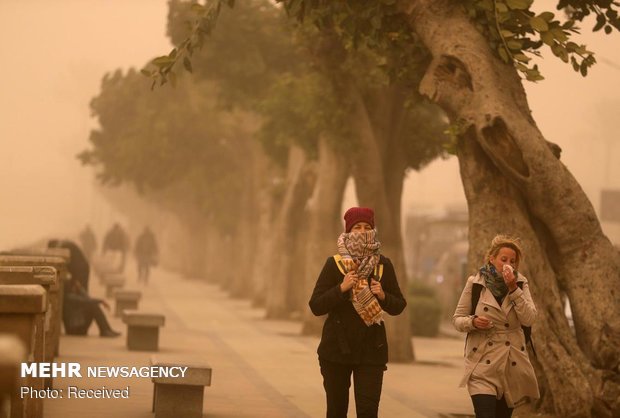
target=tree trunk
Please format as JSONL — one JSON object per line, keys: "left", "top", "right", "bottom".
{"left": 228, "top": 140, "right": 262, "bottom": 299}
{"left": 458, "top": 127, "right": 598, "bottom": 416}
{"left": 350, "top": 89, "right": 415, "bottom": 363}
{"left": 301, "top": 135, "right": 351, "bottom": 335}
{"left": 402, "top": 0, "right": 620, "bottom": 415}
{"left": 265, "top": 145, "right": 317, "bottom": 319}
{"left": 250, "top": 156, "right": 282, "bottom": 307}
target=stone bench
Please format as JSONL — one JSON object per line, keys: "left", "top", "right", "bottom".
{"left": 121, "top": 311, "right": 165, "bottom": 351}
{"left": 0, "top": 285, "right": 47, "bottom": 418}
{"left": 0, "top": 334, "right": 27, "bottom": 418}
{"left": 0, "top": 266, "right": 58, "bottom": 390}
{"left": 102, "top": 273, "right": 125, "bottom": 298}
{"left": 113, "top": 289, "right": 141, "bottom": 317}
{"left": 0, "top": 254, "right": 69, "bottom": 358}
{"left": 150, "top": 356, "right": 212, "bottom": 418}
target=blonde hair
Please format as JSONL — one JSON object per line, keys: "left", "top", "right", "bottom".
{"left": 486, "top": 235, "right": 523, "bottom": 267}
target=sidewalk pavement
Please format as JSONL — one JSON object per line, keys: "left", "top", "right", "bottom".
{"left": 44, "top": 265, "right": 474, "bottom": 418}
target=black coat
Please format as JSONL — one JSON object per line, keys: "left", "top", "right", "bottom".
{"left": 309, "top": 255, "right": 407, "bottom": 365}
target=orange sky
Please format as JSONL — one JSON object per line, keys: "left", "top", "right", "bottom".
{"left": 0, "top": 1, "right": 618, "bottom": 249}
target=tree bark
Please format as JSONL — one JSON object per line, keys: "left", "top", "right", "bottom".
{"left": 228, "top": 140, "right": 263, "bottom": 298}
{"left": 458, "top": 127, "right": 597, "bottom": 417}
{"left": 350, "top": 88, "right": 415, "bottom": 363}
{"left": 265, "top": 145, "right": 317, "bottom": 319}
{"left": 402, "top": 0, "right": 620, "bottom": 415}
{"left": 249, "top": 156, "right": 282, "bottom": 307}
{"left": 301, "top": 135, "right": 351, "bottom": 335}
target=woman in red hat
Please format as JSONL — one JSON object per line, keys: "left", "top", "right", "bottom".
{"left": 309, "top": 207, "right": 407, "bottom": 418}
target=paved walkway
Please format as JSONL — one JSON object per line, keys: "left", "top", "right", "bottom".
{"left": 44, "top": 265, "right": 474, "bottom": 418}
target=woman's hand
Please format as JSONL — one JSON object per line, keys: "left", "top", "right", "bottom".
{"left": 473, "top": 316, "right": 494, "bottom": 329}
{"left": 370, "top": 279, "right": 385, "bottom": 301}
{"left": 340, "top": 271, "right": 359, "bottom": 292}
{"left": 502, "top": 265, "right": 518, "bottom": 292}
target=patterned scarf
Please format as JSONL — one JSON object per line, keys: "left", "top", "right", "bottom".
{"left": 337, "top": 230, "right": 383, "bottom": 326}
{"left": 479, "top": 263, "right": 518, "bottom": 300}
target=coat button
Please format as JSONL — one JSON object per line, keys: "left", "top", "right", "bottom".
{"left": 488, "top": 342, "right": 493, "bottom": 346}
{"left": 521, "top": 346, "right": 525, "bottom": 351}
{"left": 472, "top": 347, "right": 477, "bottom": 352}
{"left": 483, "top": 307, "right": 489, "bottom": 312}
{"left": 505, "top": 341, "right": 510, "bottom": 346}
{"left": 504, "top": 323, "right": 509, "bottom": 328}
{"left": 512, "top": 361, "right": 517, "bottom": 366}
{"left": 486, "top": 360, "right": 491, "bottom": 364}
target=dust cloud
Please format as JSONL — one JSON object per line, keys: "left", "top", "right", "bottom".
{"left": 0, "top": 1, "right": 618, "bottom": 249}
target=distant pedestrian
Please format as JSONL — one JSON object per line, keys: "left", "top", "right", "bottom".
{"left": 453, "top": 235, "right": 539, "bottom": 418}
{"left": 102, "top": 223, "right": 129, "bottom": 272}
{"left": 134, "top": 226, "right": 158, "bottom": 284}
{"left": 309, "top": 207, "right": 407, "bottom": 418}
{"left": 78, "top": 224, "right": 97, "bottom": 261}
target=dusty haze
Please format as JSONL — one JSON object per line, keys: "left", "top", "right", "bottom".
{"left": 0, "top": 0, "right": 619, "bottom": 250}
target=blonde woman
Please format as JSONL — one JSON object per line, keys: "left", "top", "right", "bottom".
{"left": 453, "top": 235, "right": 539, "bottom": 418}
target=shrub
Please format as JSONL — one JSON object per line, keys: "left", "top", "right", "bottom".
{"left": 408, "top": 281, "right": 442, "bottom": 337}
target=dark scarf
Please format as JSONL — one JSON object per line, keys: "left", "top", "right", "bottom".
{"left": 479, "top": 263, "right": 516, "bottom": 300}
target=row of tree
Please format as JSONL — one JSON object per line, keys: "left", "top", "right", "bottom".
{"left": 81, "top": 1, "right": 620, "bottom": 416}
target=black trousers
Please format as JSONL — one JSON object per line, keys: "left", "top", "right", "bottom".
{"left": 64, "top": 300, "right": 113, "bottom": 336}
{"left": 319, "top": 359, "right": 385, "bottom": 418}
{"left": 471, "top": 394, "right": 513, "bottom": 418}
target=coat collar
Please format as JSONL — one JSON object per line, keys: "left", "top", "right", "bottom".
{"left": 472, "top": 273, "right": 528, "bottom": 314}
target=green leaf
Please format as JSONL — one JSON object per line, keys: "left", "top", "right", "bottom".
{"left": 152, "top": 56, "right": 174, "bottom": 68}
{"left": 530, "top": 16, "right": 549, "bottom": 32}
{"left": 551, "top": 28, "right": 568, "bottom": 42}
{"left": 507, "top": 39, "right": 522, "bottom": 50}
{"left": 496, "top": 3, "right": 508, "bottom": 13}
{"left": 140, "top": 69, "right": 152, "bottom": 77}
{"left": 498, "top": 46, "right": 510, "bottom": 63}
{"left": 593, "top": 14, "right": 606, "bottom": 31}
{"left": 580, "top": 62, "right": 588, "bottom": 76}
{"left": 562, "top": 20, "right": 575, "bottom": 29}
{"left": 513, "top": 53, "right": 531, "bottom": 62}
{"left": 539, "top": 12, "right": 554, "bottom": 22}
{"left": 183, "top": 57, "right": 193, "bottom": 73}
{"left": 525, "top": 70, "right": 544, "bottom": 81}
{"left": 540, "top": 31, "right": 555, "bottom": 46}
{"left": 506, "top": 0, "right": 531, "bottom": 10}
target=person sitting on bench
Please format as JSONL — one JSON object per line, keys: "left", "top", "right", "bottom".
{"left": 49, "top": 239, "right": 120, "bottom": 338}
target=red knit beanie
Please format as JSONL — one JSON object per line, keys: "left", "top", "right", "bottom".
{"left": 344, "top": 207, "right": 375, "bottom": 232}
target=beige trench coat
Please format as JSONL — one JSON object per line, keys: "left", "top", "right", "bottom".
{"left": 453, "top": 273, "right": 540, "bottom": 408}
